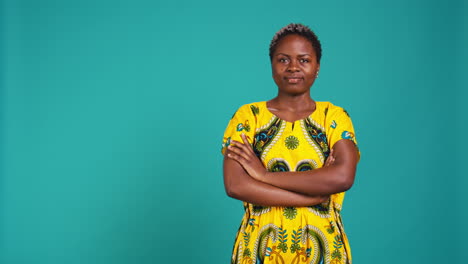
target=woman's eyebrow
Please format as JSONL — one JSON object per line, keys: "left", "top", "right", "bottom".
{"left": 276, "top": 53, "right": 312, "bottom": 57}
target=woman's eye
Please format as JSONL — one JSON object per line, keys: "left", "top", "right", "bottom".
{"left": 279, "top": 58, "right": 289, "bottom": 63}
{"left": 300, "top": 59, "right": 309, "bottom": 63}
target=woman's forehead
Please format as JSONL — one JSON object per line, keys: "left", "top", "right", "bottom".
{"left": 275, "top": 35, "right": 315, "bottom": 55}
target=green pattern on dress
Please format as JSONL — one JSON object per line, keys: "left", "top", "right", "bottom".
{"left": 243, "top": 232, "right": 251, "bottom": 257}
{"left": 290, "top": 228, "right": 303, "bottom": 253}
{"left": 236, "top": 121, "right": 251, "bottom": 132}
{"left": 248, "top": 218, "right": 257, "bottom": 231}
{"left": 250, "top": 105, "right": 260, "bottom": 116}
{"left": 251, "top": 205, "right": 271, "bottom": 216}
{"left": 295, "top": 159, "right": 318, "bottom": 171}
{"left": 283, "top": 207, "right": 298, "bottom": 220}
{"left": 331, "top": 235, "right": 344, "bottom": 262}
{"left": 303, "top": 117, "right": 330, "bottom": 158}
{"left": 255, "top": 224, "right": 279, "bottom": 263}
{"left": 277, "top": 228, "right": 288, "bottom": 253}
{"left": 267, "top": 158, "right": 290, "bottom": 172}
{"left": 308, "top": 199, "right": 331, "bottom": 218}
{"left": 343, "top": 109, "right": 350, "bottom": 117}
{"left": 285, "top": 135, "right": 299, "bottom": 150}
{"left": 302, "top": 225, "right": 329, "bottom": 264}
{"left": 325, "top": 221, "right": 335, "bottom": 234}
{"left": 253, "top": 117, "right": 283, "bottom": 158}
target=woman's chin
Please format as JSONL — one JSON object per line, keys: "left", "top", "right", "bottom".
{"left": 278, "top": 85, "right": 310, "bottom": 96}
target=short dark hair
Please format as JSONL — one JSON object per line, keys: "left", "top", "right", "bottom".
{"left": 269, "top": 23, "right": 322, "bottom": 63}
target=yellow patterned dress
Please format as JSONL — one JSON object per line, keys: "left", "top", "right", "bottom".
{"left": 221, "top": 101, "right": 359, "bottom": 264}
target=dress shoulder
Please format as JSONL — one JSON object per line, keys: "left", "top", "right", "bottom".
{"left": 318, "top": 101, "right": 358, "bottom": 152}
{"left": 221, "top": 101, "right": 264, "bottom": 155}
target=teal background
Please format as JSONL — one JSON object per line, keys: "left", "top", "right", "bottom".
{"left": 2, "top": 0, "right": 467, "bottom": 263}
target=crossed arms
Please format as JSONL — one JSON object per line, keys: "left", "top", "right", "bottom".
{"left": 223, "top": 134, "right": 359, "bottom": 207}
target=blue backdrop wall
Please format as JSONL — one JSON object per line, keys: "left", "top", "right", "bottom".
{"left": 2, "top": 0, "right": 467, "bottom": 263}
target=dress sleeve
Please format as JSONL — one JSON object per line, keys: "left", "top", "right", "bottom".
{"left": 221, "top": 104, "right": 257, "bottom": 155}
{"left": 326, "top": 106, "right": 359, "bottom": 155}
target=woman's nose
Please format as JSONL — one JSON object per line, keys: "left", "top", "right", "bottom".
{"left": 287, "top": 60, "right": 299, "bottom": 72}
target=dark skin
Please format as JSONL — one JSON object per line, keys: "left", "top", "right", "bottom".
{"left": 223, "top": 34, "right": 359, "bottom": 206}
{"left": 223, "top": 135, "right": 333, "bottom": 207}
{"left": 268, "top": 34, "right": 320, "bottom": 122}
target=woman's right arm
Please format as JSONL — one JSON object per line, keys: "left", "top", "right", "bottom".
{"left": 223, "top": 149, "right": 327, "bottom": 207}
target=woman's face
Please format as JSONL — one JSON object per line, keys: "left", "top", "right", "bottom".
{"left": 271, "top": 34, "right": 320, "bottom": 95}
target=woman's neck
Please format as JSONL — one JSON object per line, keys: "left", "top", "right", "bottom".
{"left": 269, "top": 93, "right": 315, "bottom": 112}
{"left": 266, "top": 93, "right": 316, "bottom": 122}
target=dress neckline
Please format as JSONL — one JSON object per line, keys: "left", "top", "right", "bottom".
{"left": 263, "top": 101, "right": 319, "bottom": 124}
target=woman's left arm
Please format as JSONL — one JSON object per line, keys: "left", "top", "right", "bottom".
{"left": 228, "top": 134, "right": 359, "bottom": 196}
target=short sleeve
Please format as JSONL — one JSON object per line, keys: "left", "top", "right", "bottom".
{"left": 326, "top": 106, "right": 359, "bottom": 154}
{"left": 221, "top": 104, "right": 258, "bottom": 155}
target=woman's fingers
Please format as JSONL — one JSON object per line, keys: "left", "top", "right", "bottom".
{"left": 226, "top": 136, "right": 267, "bottom": 181}
{"left": 324, "top": 148, "right": 335, "bottom": 167}
{"left": 228, "top": 143, "right": 251, "bottom": 161}
{"left": 231, "top": 139, "right": 255, "bottom": 157}
{"left": 227, "top": 152, "right": 247, "bottom": 165}
{"left": 234, "top": 136, "right": 253, "bottom": 154}
{"left": 241, "top": 134, "right": 256, "bottom": 154}
{"left": 227, "top": 135, "right": 259, "bottom": 165}
{"left": 226, "top": 147, "right": 249, "bottom": 163}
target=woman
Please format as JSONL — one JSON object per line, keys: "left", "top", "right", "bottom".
{"left": 221, "top": 23, "right": 359, "bottom": 264}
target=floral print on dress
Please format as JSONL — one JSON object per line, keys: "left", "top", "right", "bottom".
{"left": 222, "top": 101, "right": 358, "bottom": 264}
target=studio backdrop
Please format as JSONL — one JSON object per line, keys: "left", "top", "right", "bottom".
{"left": 1, "top": 0, "right": 467, "bottom": 263}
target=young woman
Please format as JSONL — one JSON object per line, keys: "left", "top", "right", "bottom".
{"left": 221, "top": 23, "right": 360, "bottom": 264}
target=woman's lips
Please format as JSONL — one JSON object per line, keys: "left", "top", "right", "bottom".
{"left": 286, "top": 77, "right": 303, "bottom": 84}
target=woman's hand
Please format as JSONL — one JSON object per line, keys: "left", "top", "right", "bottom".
{"left": 227, "top": 134, "right": 267, "bottom": 181}
{"left": 225, "top": 134, "right": 338, "bottom": 205}
{"left": 228, "top": 134, "right": 336, "bottom": 181}
{"left": 323, "top": 148, "right": 335, "bottom": 167}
